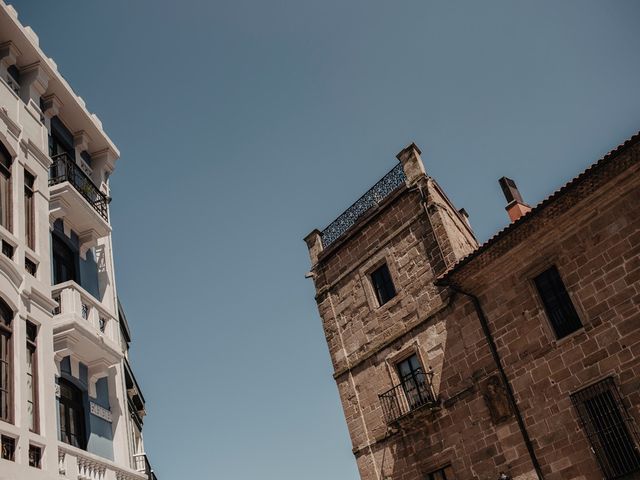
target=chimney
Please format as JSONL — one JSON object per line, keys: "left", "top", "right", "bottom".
{"left": 458, "top": 208, "right": 471, "bottom": 228}
{"left": 498, "top": 177, "right": 531, "bottom": 222}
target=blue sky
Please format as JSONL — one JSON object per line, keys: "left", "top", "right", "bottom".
{"left": 10, "top": 1, "right": 640, "bottom": 478}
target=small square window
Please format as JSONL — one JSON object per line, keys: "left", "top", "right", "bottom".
{"left": 371, "top": 263, "right": 396, "bottom": 306}
{"left": 28, "top": 444, "right": 42, "bottom": 468}
{"left": 25, "top": 257, "right": 37, "bottom": 277}
{"left": 533, "top": 266, "right": 582, "bottom": 339}
{"left": 426, "top": 465, "right": 455, "bottom": 480}
{"left": 1, "top": 241, "right": 13, "bottom": 260}
{"left": 1, "top": 435, "right": 15, "bottom": 461}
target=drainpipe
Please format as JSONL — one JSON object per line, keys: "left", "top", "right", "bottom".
{"left": 446, "top": 284, "right": 545, "bottom": 480}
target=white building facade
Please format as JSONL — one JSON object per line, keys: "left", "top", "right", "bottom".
{"left": 0, "top": 2, "right": 157, "bottom": 479}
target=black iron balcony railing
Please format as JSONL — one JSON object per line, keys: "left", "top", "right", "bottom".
{"left": 49, "top": 152, "right": 110, "bottom": 221}
{"left": 321, "top": 163, "right": 406, "bottom": 248}
{"left": 379, "top": 368, "right": 438, "bottom": 424}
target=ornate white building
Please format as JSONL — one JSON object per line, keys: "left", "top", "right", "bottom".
{"left": 0, "top": 2, "right": 157, "bottom": 479}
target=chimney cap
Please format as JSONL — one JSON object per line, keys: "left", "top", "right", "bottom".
{"left": 498, "top": 176, "right": 525, "bottom": 205}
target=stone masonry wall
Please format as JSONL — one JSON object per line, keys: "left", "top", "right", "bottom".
{"left": 457, "top": 155, "right": 640, "bottom": 480}
{"left": 308, "top": 143, "right": 640, "bottom": 480}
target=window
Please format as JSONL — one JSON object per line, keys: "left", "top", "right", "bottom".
{"left": 533, "top": 266, "right": 582, "bottom": 338}
{"left": 48, "top": 117, "right": 75, "bottom": 159}
{"left": 0, "top": 143, "right": 12, "bottom": 232}
{"left": 24, "top": 170, "right": 35, "bottom": 250}
{"left": 426, "top": 465, "right": 455, "bottom": 480}
{"left": 0, "top": 435, "right": 15, "bottom": 461}
{"left": 26, "top": 322, "right": 38, "bottom": 433}
{"left": 6, "top": 65, "right": 19, "bottom": 95}
{"left": 25, "top": 258, "right": 37, "bottom": 277}
{"left": 28, "top": 444, "right": 42, "bottom": 468}
{"left": 0, "top": 299, "right": 13, "bottom": 423}
{"left": 58, "top": 378, "right": 86, "bottom": 449}
{"left": 1, "top": 240, "right": 13, "bottom": 260}
{"left": 371, "top": 263, "right": 396, "bottom": 306}
{"left": 52, "top": 234, "right": 78, "bottom": 284}
{"left": 397, "top": 354, "right": 432, "bottom": 410}
{"left": 571, "top": 378, "right": 640, "bottom": 479}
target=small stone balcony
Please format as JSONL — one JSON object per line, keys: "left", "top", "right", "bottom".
{"left": 378, "top": 367, "right": 439, "bottom": 424}
{"left": 52, "top": 281, "right": 122, "bottom": 380}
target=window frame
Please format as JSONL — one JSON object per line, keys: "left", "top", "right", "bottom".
{"left": 0, "top": 299, "right": 13, "bottom": 424}
{"left": 24, "top": 169, "right": 35, "bottom": 251}
{"left": 58, "top": 377, "right": 87, "bottom": 450}
{"left": 370, "top": 262, "right": 397, "bottom": 307}
{"left": 571, "top": 377, "right": 640, "bottom": 479}
{"left": 0, "top": 434, "right": 15, "bottom": 461}
{"left": 0, "top": 142, "right": 12, "bottom": 233}
{"left": 26, "top": 321, "right": 39, "bottom": 433}
{"left": 51, "top": 232, "right": 79, "bottom": 285}
{"left": 532, "top": 265, "right": 583, "bottom": 340}
{"left": 28, "top": 444, "right": 42, "bottom": 469}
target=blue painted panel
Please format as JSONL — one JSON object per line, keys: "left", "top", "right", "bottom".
{"left": 88, "top": 414, "right": 114, "bottom": 460}
{"left": 94, "top": 377, "right": 110, "bottom": 409}
{"left": 79, "top": 248, "right": 100, "bottom": 298}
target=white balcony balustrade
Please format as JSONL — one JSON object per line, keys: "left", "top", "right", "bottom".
{"left": 52, "top": 281, "right": 122, "bottom": 378}
{"left": 59, "top": 444, "right": 149, "bottom": 480}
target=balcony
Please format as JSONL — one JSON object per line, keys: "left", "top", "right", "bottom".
{"left": 59, "top": 444, "right": 149, "bottom": 480}
{"left": 49, "top": 153, "right": 111, "bottom": 252}
{"left": 133, "top": 453, "right": 156, "bottom": 479}
{"left": 379, "top": 368, "right": 438, "bottom": 424}
{"left": 52, "top": 281, "right": 122, "bottom": 379}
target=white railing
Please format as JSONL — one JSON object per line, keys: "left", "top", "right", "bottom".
{"left": 132, "top": 453, "right": 151, "bottom": 476}
{"left": 52, "top": 281, "right": 117, "bottom": 343}
{"left": 59, "top": 444, "right": 148, "bottom": 480}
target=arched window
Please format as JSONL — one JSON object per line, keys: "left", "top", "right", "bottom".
{"left": 58, "top": 378, "right": 86, "bottom": 449}
{"left": 0, "top": 142, "right": 12, "bottom": 231}
{"left": 0, "top": 298, "right": 14, "bottom": 422}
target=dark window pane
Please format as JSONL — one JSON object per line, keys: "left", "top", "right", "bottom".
{"left": 0, "top": 142, "right": 12, "bottom": 232}
{"left": 534, "top": 266, "right": 582, "bottom": 338}
{"left": 58, "top": 378, "right": 86, "bottom": 450}
{"left": 52, "top": 235, "right": 78, "bottom": 284}
{"left": 24, "top": 171, "right": 35, "bottom": 250}
{"left": 371, "top": 263, "right": 396, "bottom": 306}
{"left": 1, "top": 436, "right": 15, "bottom": 461}
{"left": 397, "top": 354, "right": 431, "bottom": 411}
{"left": 28, "top": 445, "right": 41, "bottom": 468}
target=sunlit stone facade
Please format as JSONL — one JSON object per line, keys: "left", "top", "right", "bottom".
{"left": 305, "top": 136, "right": 640, "bottom": 480}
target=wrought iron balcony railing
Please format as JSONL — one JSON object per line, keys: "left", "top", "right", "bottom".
{"left": 49, "top": 152, "right": 110, "bottom": 221}
{"left": 321, "top": 163, "right": 406, "bottom": 248}
{"left": 379, "top": 368, "right": 438, "bottom": 424}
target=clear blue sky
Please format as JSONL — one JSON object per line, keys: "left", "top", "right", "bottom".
{"left": 10, "top": 1, "right": 640, "bottom": 478}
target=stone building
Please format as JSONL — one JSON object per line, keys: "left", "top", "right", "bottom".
{"left": 0, "top": 2, "right": 157, "bottom": 479}
{"left": 304, "top": 132, "right": 640, "bottom": 480}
